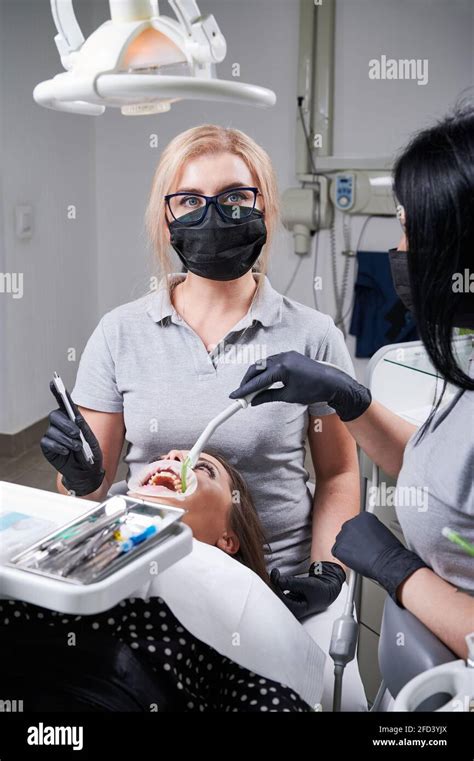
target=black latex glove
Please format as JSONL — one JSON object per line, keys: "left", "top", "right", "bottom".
{"left": 271, "top": 562, "right": 346, "bottom": 620}
{"left": 229, "top": 350, "right": 372, "bottom": 421}
{"left": 40, "top": 382, "right": 105, "bottom": 497}
{"left": 332, "top": 512, "right": 427, "bottom": 607}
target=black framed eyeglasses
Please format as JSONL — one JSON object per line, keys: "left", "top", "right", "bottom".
{"left": 164, "top": 187, "right": 260, "bottom": 225}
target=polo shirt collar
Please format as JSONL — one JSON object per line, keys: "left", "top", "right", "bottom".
{"left": 145, "top": 274, "right": 283, "bottom": 328}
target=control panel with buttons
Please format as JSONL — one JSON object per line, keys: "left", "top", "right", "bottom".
{"left": 334, "top": 173, "right": 355, "bottom": 211}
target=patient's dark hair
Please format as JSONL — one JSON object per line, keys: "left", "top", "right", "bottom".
{"left": 207, "top": 451, "right": 271, "bottom": 586}
{"left": 393, "top": 98, "right": 474, "bottom": 393}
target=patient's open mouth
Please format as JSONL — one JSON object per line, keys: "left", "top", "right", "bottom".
{"left": 128, "top": 459, "right": 198, "bottom": 500}
{"left": 144, "top": 467, "right": 183, "bottom": 493}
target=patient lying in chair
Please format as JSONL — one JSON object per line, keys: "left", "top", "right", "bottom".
{"left": 2, "top": 451, "right": 322, "bottom": 712}
{"left": 128, "top": 449, "right": 271, "bottom": 584}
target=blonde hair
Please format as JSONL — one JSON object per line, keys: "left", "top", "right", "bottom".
{"left": 144, "top": 124, "right": 280, "bottom": 291}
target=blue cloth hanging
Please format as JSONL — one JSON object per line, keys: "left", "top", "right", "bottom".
{"left": 349, "top": 250, "right": 418, "bottom": 358}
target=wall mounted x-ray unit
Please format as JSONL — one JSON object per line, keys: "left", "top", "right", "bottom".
{"left": 282, "top": 0, "right": 396, "bottom": 254}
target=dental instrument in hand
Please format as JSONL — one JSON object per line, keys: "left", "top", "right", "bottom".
{"left": 180, "top": 382, "right": 284, "bottom": 489}
{"left": 52, "top": 372, "right": 95, "bottom": 465}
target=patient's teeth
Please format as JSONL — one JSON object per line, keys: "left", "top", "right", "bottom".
{"left": 144, "top": 468, "right": 182, "bottom": 492}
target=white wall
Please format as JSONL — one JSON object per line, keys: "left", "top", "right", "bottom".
{"left": 0, "top": 0, "right": 98, "bottom": 434}
{"left": 1, "top": 0, "right": 473, "bottom": 433}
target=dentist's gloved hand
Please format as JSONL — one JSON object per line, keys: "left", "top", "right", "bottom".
{"left": 40, "top": 383, "right": 105, "bottom": 497}
{"left": 331, "top": 512, "right": 428, "bottom": 607}
{"left": 271, "top": 562, "right": 346, "bottom": 620}
{"left": 230, "top": 351, "right": 372, "bottom": 421}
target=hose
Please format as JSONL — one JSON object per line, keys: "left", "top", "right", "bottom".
{"left": 333, "top": 663, "right": 344, "bottom": 712}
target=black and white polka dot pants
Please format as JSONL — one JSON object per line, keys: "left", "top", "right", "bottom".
{"left": 1, "top": 597, "right": 309, "bottom": 713}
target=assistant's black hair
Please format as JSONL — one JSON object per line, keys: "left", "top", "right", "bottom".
{"left": 393, "top": 98, "right": 474, "bottom": 396}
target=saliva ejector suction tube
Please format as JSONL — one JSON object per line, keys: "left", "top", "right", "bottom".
{"left": 127, "top": 383, "right": 284, "bottom": 502}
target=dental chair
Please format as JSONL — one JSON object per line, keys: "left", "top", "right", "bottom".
{"left": 107, "top": 474, "right": 458, "bottom": 713}
{"left": 371, "top": 596, "right": 457, "bottom": 711}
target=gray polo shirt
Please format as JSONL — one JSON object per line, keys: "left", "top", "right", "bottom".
{"left": 72, "top": 275, "right": 354, "bottom": 575}
{"left": 396, "top": 351, "right": 474, "bottom": 594}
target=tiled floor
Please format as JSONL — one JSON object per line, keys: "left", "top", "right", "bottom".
{"left": 0, "top": 446, "right": 128, "bottom": 492}
{"left": 0, "top": 446, "right": 58, "bottom": 491}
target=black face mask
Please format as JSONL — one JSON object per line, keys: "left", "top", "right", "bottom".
{"left": 388, "top": 248, "right": 474, "bottom": 328}
{"left": 169, "top": 205, "right": 267, "bottom": 281}
{"left": 388, "top": 248, "right": 414, "bottom": 313}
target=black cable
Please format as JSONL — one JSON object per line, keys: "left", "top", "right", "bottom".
{"left": 339, "top": 215, "right": 375, "bottom": 326}
{"left": 312, "top": 227, "right": 321, "bottom": 311}
{"left": 283, "top": 255, "right": 304, "bottom": 296}
{"left": 297, "top": 97, "right": 317, "bottom": 175}
{"left": 296, "top": 95, "right": 322, "bottom": 307}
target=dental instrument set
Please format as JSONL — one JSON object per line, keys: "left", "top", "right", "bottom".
{"left": 8, "top": 495, "right": 184, "bottom": 585}
{"left": 20, "top": 510, "right": 128, "bottom": 574}
{"left": 1, "top": 482, "right": 192, "bottom": 615}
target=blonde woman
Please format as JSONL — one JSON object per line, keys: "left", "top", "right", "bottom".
{"left": 41, "top": 125, "right": 366, "bottom": 710}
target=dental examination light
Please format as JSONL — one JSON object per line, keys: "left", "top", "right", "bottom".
{"left": 34, "top": 0, "right": 276, "bottom": 116}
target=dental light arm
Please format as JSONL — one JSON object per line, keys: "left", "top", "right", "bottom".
{"left": 51, "top": 0, "right": 84, "bottom": 68}
{"left": 48, "top": 0, "right": 105, "bottom": 114}
{"left": 169, "top": 0, "right": 201, "bottom": 28}
{"left": 168, "top": 0, "right": 226, "bottom": 63}
{"left": 34, "top": 0, "right": 276, "bottom": 116}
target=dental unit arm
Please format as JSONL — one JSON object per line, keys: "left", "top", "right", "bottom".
{"left": 34, "top": 0, "right": 276, "bottom": 115}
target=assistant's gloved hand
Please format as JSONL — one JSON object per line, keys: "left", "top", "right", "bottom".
{"left": 229, "top": 350, "right": 372, "bottom": 421}
{"left": 331, "top": 512, "right": 427, "bottom": 607}
{"left": 271, "top": 561, "right": 346, "bottom": 620}
{"left": 40, "top": 383, "right": 105, "bottom": 497}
